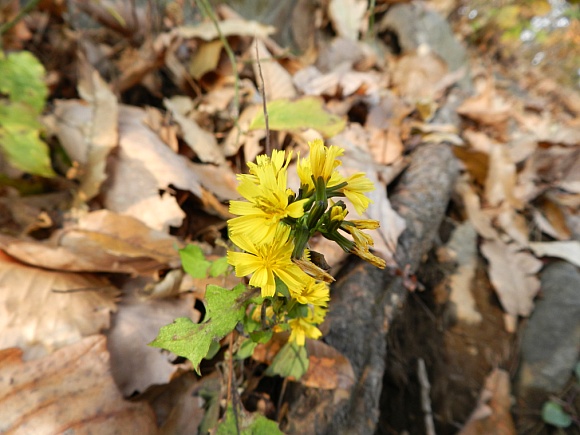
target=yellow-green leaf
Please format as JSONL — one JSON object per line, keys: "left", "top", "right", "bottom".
{"left": 0, "top": 101, "right": 55, "bottom": 177}
{"left": 0, "top": 51, "right": 48, "bottom": 113}
{"left": 249, "top": 96, "right": 346, "bottom": 137}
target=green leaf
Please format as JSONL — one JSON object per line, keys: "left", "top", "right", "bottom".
{"left": 235, "top": 338, "right": 258, "bottom": 360}
{"left": 575, "top": 361, "right": 580, "bottom": 383}
{"left": 205, "top": 340, "right": 221, "bottom": 360}
{"left": 179, "top": 244, "right": 211, "bottom": 278}
{"left": 265, "top": 342, "right": 309, "bottom": 380}
{"left": 149, "top": 284, "right": 247, "bottom": 373}
{"left": 274, "top": 277, "right": 290, "bottom": 299}
{"left": 216, "top": 404, "right": 283, "bottom": 435}
{"left": 249, "top": 330, "right": 273, "bottom": 344}
{"left": 541, "top": 401, "right": 572, "bottom": 428}
{"left": 0, "top": 51, "right": 48, "bottom": 112}
{"left": 209, "top": 256, "right": 229, "bottom": 277}
{"left": 249, "top": 96, "right": 346, "bottom": 137}
{"left": 0, "top": 52, "right": 55, "bottom": 178}
{"left": 0, "top": 101, "right": 55, "bottom": 177}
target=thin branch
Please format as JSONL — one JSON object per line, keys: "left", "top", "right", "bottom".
{"left": 255, "top": 40, "right": 270, "bottom": 155}
{"left": 0, "top": 0, "right": 41, "bottom": 41}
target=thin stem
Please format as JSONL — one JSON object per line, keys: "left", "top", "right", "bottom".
{"left": 0, "top": 0, "right": 41, "bottom": 42}
{"left": 255, "top": 41, "right": 270, "bottom": 155}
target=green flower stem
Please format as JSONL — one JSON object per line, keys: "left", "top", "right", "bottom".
{"left": 321, "top": 229, "right": 355, "bottom": 253}
{"left": 292, "top": 219, "right": 311, "bottom": 259}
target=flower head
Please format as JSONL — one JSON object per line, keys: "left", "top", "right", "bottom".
{"left": 342, "top": 224, "right": 386, "bottom": 269}
{"left": 340, "top": 173, "right": 374, "bottom": 215}
{"left": 298, "top": 139, "right": 344, "bottom": 190}
{"left": 288, "top": 318, "right": 322, "bottom": 346}
{"left": 229, "top": 150, "right": 308, "bottom": 244}
{"left": 294, "top": 278, "right": 330, "bottom": 307}
{"left": 227, "top": 226, "right": 310, "bottom": 297}
{"left": 288, "top": 305, "right": 327, "bottom": 346}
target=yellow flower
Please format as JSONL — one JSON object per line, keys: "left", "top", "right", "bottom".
{"left": 288, "top": 305, "right": 327, "bottom": 346}
{"left": 340, "top": 173, "right": 374, "bottom": 215}
{"left": 343, "top": 224, "right": 386, "bottom": 269}
{"left": 296, "top": 153, "right": 314, "bottom": 193}
{"left": 294, "top": 278, "right": 330, "bottom": 306}
{"left": 288, "top": 318, "right": 322, "bottom": 346}
{"left": 227, "top": 226, "right": 310, "bottom": 297}
{"left": 298, "top": 140, "right": 344, "bottom": 189}
{"left": 329, "top": 203, "right": 347, "bottom": 221}
{"left": 229, "top": 150, "right": 308, "bottom": 244}
{"left": 349, "top": 219, "right": 380, "bottom": 230}
{"left": 309, "top": 139, "right": 344, "bottom": 182}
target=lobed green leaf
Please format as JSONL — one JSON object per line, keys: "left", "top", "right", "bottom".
{"left": 149, "top": 284, "right": 247, "bottom": 373}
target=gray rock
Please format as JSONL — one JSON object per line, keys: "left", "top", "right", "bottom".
{"left": 518, "top": 262, "right": 580, "bottom": 395}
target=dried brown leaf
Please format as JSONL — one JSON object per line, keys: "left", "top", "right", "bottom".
{"left": 481, "top": 239, "right": 542, "bottom": 317}
{"left": 104, "top": 105, "right": 203, "bottom": 231}
{"left": 531, "top": 198, "right": 572, "bottom": 240}
{"left": 0, "top": 251, "right": 117, "bottom": 360}
{"left": 252, "top": 39, "right": 296, "bottom": 101}
{"left": 456, "top": 79, "right": 511, "bottom": 126}
{"left": 165, "top": 97, "right": 225, "bottom": 165}
{"left": 176, "top": 19, "right": 275, "bottom": 40}
{"left": 459, "top": 369, "right": 516, "bottom": 435}
{"left": 189, "top": 40, "right": 223, "bottom": 79}
{"left": 456, "top": 177, "right": 498, "bottom": 240}
{"left": 328, "top": 0, "right": 368, "bottom": 41}
{"left": 485, "top": 144, "right": 523, "bottom": 209}
{"left": 0, "top": 335, "right": 157, "bottom": 434}
{"left": 0, "top": 210, "right": 181, "bottom": 274}
{"left": 50, "top": 62, "right": 118, "bottom": 205}
{"left": 107, "top": 278, "right": 198, "bottom": 396}
{"left": 302, "top": 340, "right": 355, "bottom": 391}
{"left": 391, "top": 50, "right": 448, "bottom": 102}
{"left": 528, "top": 241, "right": 580, "bottom": 268}
{"left": 223, "top": 104, "right": 265, "bottom": 158}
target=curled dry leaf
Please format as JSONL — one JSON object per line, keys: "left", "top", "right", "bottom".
{"left": 164, "top": 97, "right": 225, "bottom": 165}
{"left": 50, "top": 62, "right": 118, "bottom": 205}
{"left": 0, "top": 335, "right": 157, "bottom": 434}
{"left": 531, "top": 198, "right": 572, "bottom": 240}
{"left": 328, "top": 0, "right": 368, "bottom": 41}
{"left": 104, "top": 105, "right": 203, "bottom": 231}
{"left": 456, "top": 176, "right": 497, "bottom": 240}
{"left": 391, "top": 50, "right": 449, "bottom": 103}
{"left": 0, "top": 251, "right": 117, "bottom": 360}
{"left": 223, "top": 104, "right": 265, "bottom": 158}
{"left": 485, "top": 143, "right": 523, "bottom": 209}
{"left": 176, "top": 19, "right": 275, "bottom": 41}
{"left": 481, "top": 239, "right": 542, "bottom": 317}
{"left": 293, "top": 64, "right": 382, "bottom": 99}
{"left": 456, "top": 79, "right": 511, "bottom": 126}
{"left": 528, "top": 241, "right": 580, "bottom": 268}
{"left": 0, "top": 210, "right": 181, "bottom": 274}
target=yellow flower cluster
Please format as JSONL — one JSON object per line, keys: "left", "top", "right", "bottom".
{"left": 227, "top": 139, "right": 384, "bottom": 346}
